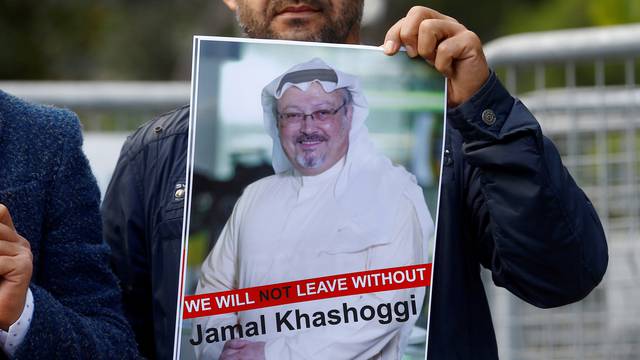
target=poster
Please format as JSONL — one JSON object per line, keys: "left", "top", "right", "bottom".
{"left": 175, "top": 37, "right": 446, "bottom": 360}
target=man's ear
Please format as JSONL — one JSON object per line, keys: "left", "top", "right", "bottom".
{"left": 342, "top": 104, "right": 354, "bottom": 130}
{"left": 346, "top": 104, "right": 354, "bottom": 122}
{"left": 222, "top": 0, "right": 238, "bottom": 11}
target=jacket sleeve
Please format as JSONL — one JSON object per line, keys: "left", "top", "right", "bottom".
{"left": 101, "top": 135, "right": 155, "bottom": 357}
{"left": 449, "top": 72, "right": 608, "bottom": 308}
{"left": 13, "top": 112, "right": 138, "bottom": 359}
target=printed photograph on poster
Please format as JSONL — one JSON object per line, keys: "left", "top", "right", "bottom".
{"left": 175, "top": 37, "right": 446, "bottom": 360}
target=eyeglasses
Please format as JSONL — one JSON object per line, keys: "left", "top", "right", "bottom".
{"left": 278, "top": 101, "right": 347, "bottom": 126}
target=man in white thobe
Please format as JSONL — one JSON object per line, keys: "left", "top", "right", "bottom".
{"left": 194, "top": 58, "right": 434, "bottom": 360}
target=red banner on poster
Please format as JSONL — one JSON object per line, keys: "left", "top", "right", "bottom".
{"left": 183, "top": 263, "right": 432, "bottom": 319}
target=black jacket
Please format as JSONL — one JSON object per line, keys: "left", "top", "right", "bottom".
{"left": 102, "top": 73, "right": 608, "bottom": 359}
{"left": 102, "top": 105, "right": 189, "bottom": 359}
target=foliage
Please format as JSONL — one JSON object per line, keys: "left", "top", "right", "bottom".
{"left": 0, "top": 0, "right": 638, "bottom": 80}
{"left": 500, "top": 0, "right": 640, "bottom": 34}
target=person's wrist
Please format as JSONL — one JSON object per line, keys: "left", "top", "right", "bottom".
{"left": 448, "top": 70, "right": 497, "bottom": 113}
{"left": 447, "top": 71, "right": 514, "bottom": 140}
{"left": 1, "top": 288, "right": 34, "bottom": 357}
{"left": 0, "top": 287, "right": 28, "bottom": 330}
{"left": 447, "top": 66, "right": 491, "bottom": 107}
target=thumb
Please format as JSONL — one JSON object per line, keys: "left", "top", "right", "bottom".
{"left": 0, "top": 204, "right": 15, "bottom": 231}
{"left": 224, "top": 339, "right": 250, "bottom": 349}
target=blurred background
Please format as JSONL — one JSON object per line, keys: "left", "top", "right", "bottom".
{"left": 2, "top": 0, "right": 638, "bottom": 81}
{"left": 1, "top": 0, "right": 639, "bottom": 359}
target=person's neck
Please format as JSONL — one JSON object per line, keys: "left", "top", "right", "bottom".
{"left": 297, "top": 156, "right": 346, "bottom": 185}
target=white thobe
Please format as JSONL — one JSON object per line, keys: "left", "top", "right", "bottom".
{"left": 195, "top": 158, "right": 428, "bottom": 360}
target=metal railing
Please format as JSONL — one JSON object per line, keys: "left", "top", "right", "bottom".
{"left": 0, "top": 81, "right": 189, "bottom": 109}
{"left": 484, "top": 23, "right": 640, "bottom": 360}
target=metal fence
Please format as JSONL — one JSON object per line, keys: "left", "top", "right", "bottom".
{"left": 484, "top": 23, "right": 640, "bottom": 360}
{"left": 1, "top": 23, "right": 639, "bottom": 360}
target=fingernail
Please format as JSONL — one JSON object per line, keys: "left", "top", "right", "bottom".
{"left": 384, "top": 40, "right": 394, "bottom": 53}
{"left": 405, "top": 45, "right": 417, "bottom": 57}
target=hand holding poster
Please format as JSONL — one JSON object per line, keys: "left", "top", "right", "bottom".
{"left": 176, "top": 37, "right": 445, "bottom": 360}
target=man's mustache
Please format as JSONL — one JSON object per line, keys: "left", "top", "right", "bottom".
{"left": 296, "top": 133, "right": 328, "bottom": 143}
{"left": 266, "top": 0, "right": 330, "bottom": 19}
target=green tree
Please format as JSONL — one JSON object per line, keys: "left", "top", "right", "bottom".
{"left": 1, "top": 1, "right": 637, "bottom": 80}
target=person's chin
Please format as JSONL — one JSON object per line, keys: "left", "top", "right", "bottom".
{"left": 297, "top": 156, "right": 326, "bottom": 174}
{"left": 270, "top": 18, "right": 326, "bottom": 41}
{"left": 295, "top": 148, "right": 325, "bottom": 168}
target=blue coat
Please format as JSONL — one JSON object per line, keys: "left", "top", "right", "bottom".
{"left": 0, "top": 91, "right": 138, "bottom": 359}
{"left": 102, "top": 73, "right": 608, "bottom": 359}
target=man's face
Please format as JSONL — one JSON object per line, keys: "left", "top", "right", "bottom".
{"left": 276, "top": 82, "right": 352, "bottom": 176}
{"left": 224, "top": 0, "right": 364, "bottom": 43}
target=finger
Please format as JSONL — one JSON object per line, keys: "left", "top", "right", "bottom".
{"left": 434, "top": 31, "right": 484, "bottom": 78}
{"left": 417, "top": 19, "right": 467, "bottom": 64}
{"left": 405, "top": 6, "right": 458, "bottom": 24}
{"left": 0, "top": 204, "right": 15, "bottom": 231}
{"left": 0, "top": 246, "right": 32, "bottom": 268}
{"left": 0, "top": 240, "right": 24, "bottom": 257}
{"left": 399, "top": 6, "right": 457, "bottom": 57}
{"left": 0, "top": 256, "right": 15, "bottom": 274}
{"left": 382, "top": 18, "right": 404, "bottom": 55}
{"left": 219, "top": 348, "right": 241, "bottom": 360}
{"left": 0, "top": 223, "right": 23, "bottom": 244}
{"left": 224, "top": 339, "right": 249, "bottom": 349}
{"left": 0, "top": 223, "right": 28, "bottom": 246}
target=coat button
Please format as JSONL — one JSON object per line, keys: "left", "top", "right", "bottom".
{"left": 444, "top": 149, "right": 453, "bottom": 166}
{"left": 174, "top": 188, "right": 185, "bottom": 200}
{"left": 481, "top": 109, "right": 497, "bottom": 125}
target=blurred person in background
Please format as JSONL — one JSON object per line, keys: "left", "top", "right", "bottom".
{"left": 102, "top": 1, "right": 608, "bottom": 359}
{"left": 0, "top": 90, "right": 138, "bottom": 359}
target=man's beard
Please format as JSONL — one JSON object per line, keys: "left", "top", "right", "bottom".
{"left": 296, "top": 151, "right": 325, "bottom": 169}
{"left": 295, "top": 133, "right": 328, "bottom": 169}
{"left": 235, "top": 0, "right": 363, "bottom": 43}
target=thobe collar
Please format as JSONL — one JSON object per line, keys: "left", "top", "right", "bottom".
{"left": 292, "top": 156, "right": 346, "bottom": 200}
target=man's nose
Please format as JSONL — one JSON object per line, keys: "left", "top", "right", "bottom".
{"left": 300, "top": 115, "right": 316, "bottom": 133}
